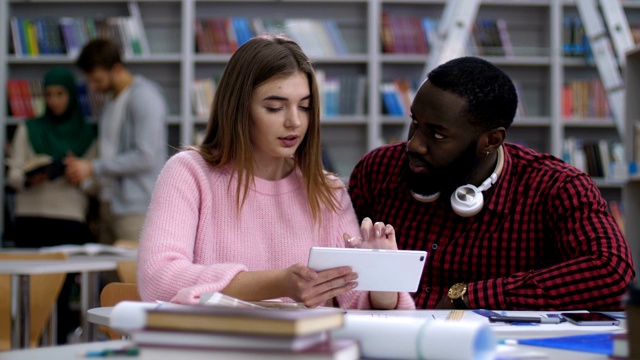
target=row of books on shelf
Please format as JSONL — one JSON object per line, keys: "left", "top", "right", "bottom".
{"left": 562, "top": 79, "right": 609, "bottom": 119}
{"left": 562, "top": 138, "right": 626, "bottom": 180}
{"left": 317, "top": 72, "right": 367, "bottom": 118}
{"left": 381, "top": 78, "right": 527, "bottom": 118}
{"left": 9, "top": 3, "right": 149, "bottom": 57}
{"left": 380, "top": 79, "right": 416, "bottom": 117}
{"left": 6, "top": 78, "right": 103, "bottom": 119}
{"left": 380, "top": 13, "right": 434, "bottom": 55}
{"left": 472, "top": 18, "right": 514, "bottom": 57}
{"left": 563, "top": 16, "right": 591, "bottom": 59}
{"left": 380, "top": 14, "right": 516, "bottom": 57}
{"left": 195, "top": 17, "right": 349, "bottom": 57}
{"left": 191, "top": 73, "right": 367, "bottom": 119}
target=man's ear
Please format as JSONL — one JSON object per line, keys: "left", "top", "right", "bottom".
{"left": 482, "top": 127, "right": 506, "bottom": 151}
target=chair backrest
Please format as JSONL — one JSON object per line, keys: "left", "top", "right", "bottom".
{"left": 0, "top": 251, "right": 68, "bottom": 350}
{"left": 113, "top": 239, "right": 138, "bottom": 284}
{"left": 116, "top": 261, "right": 137, "bottom": 284}
{"left": 100, "top": 282, "right": 141, "bottom": 339}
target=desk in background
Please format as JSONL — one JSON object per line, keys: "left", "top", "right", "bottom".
{"left": 0, "top": 259, "right": 117, "bottom": 349}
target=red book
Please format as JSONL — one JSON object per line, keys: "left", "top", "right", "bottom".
{"left": 7, "top": 79, "right": 27, "bottom": 117}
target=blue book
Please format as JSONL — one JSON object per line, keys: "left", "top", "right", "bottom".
{"left": 514, "top": 332, "right": 617, "bottom": 355}
{"left": 323, "top": 19, "right": 349, "bottom": 55}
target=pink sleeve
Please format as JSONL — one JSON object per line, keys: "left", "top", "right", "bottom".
{"left": 137, "top": 153, "right": 248, "bottom": 304}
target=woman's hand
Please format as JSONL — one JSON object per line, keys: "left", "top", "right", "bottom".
{"left": 282, "top": 263, "right": 357, "bottom": 308}
{"left": 343, "top": 217, "right": 398, "bottom": 250}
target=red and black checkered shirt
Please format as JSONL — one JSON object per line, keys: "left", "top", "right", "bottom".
{"left": 349, "top": 142, "right": 634, "bottom": 310}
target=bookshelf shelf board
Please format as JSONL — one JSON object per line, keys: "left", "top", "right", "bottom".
{"left": 311, "top": 55, "right": 370, "bottom": 64}
{"left": 563, "top": 57, "right": 595, "bottom": 67}
{"left": 563, "top": 119, "right": 617, "bottom": 128}
{"left": 8, "top": 56, "right": 76, "bottom": 65}
{"left": 381, "top": 54, "right": 431, "bottom": 64}
{"left": 125, "top": 54, "right": 182, "bottom": 63}
{"left": 194, "top": 54, "right": 368, "bottom": 64}
{"left": 512, "top": 117, "right": 551, "bottom": 127}
{"left": 193, "top": 117, "right": 208, "bottom": 125}
{"left": 8, "top": 55, "right": 182, "bottom": 65}
{"left": 481, "top": 0, "right": 550, "bottom": 6}
{"left": 194, "top": 54, "right": 233, "bottom": 63}
{"left": 381, "top": 0, "right": 446, "bottom": 4}
{"left": 483, "top": 56, "right": 550, "bottom": 66}
{"left": 622, "top": 2, "right": 640, "bottom": 10}
{"left": 321, "top": 116, "right": 368, "bottom": 125}
{"left": 381, "top": 116, "right": 410, "bottom": 126}
{"left": 628, "top": 175, "right": 640, "bottom": 183}
{"left": 593, "top": 178, "right": 626, "bottom": 188}
{"left": 166, "top": 115, "right": 182, "bottom": 125}
{"left": 196, "top": 0, "right": 367, "bottom": 2}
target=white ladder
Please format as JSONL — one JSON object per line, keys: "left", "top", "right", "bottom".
{"left": 403, "top": 0, "right": 481, "bottom": 136}
{"left": 576, "top": 0, "right": 634, "bottom": 136}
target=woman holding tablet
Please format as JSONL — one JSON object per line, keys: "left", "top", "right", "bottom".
{"left": 137, "top": 34, "right": 415, "bottom": 310}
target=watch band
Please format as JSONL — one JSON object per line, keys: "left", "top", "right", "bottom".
{"left": 452, "top": 295, "right": 468, "bottom": 309}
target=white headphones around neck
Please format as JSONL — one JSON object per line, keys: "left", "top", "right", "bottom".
{"left": 411, "top": 146, "right": 505, "bottom": 217}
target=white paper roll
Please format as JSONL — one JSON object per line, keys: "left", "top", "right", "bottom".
{"left": 332, "top": 315, "right": 496, "bottom": 360}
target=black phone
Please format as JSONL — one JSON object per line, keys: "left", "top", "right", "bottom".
{"left": 560, "top": 312, "right": 620, "bottom": 326}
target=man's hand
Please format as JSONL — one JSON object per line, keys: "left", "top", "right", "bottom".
{"left": 281, "top": 264, "right": 357, "bottom": 308}
{"left": 435, "top": 296, "right": 456, "bottom": 309}
{"left": 343, "top": 218, "right": 399, "bottom": 309}
{"left": 434, "top": 294, "right": 471, "bottom": 309}
{"left": 64, "top": 153, "right": 93, "bottom": 185}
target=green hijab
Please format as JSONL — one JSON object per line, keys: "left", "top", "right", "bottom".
{"left": 25, "top": 67, "right": 97, "bottom": 160}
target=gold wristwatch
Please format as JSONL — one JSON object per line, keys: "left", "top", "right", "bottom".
{"left": 447, "top": 283, "right": 468, "bottom": 309}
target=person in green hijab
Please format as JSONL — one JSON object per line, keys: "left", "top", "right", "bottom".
{"left": 6, "top": 66, "right": 98, "bottom": 344}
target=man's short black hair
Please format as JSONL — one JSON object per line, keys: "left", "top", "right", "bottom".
{"left": 426, "top": 56, "right": 518, "bottom": 132}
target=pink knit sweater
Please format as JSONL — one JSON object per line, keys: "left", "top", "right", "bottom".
{"left": 138, "top": 150, "right": 415, "bottom": 309}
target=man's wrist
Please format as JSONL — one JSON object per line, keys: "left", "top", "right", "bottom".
{"left": 448, "top": 283, "right": 468, "bottom": 309}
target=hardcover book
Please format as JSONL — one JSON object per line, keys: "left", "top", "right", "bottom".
{"left": 130, "top": 329, "right": 329, "bottom": 352}
{"left": 144, "top": 304, "right": 344, "bottom": 337}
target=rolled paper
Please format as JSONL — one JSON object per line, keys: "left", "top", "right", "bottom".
{"left": 333, "top": 315, "right": 496, "bottom": 360}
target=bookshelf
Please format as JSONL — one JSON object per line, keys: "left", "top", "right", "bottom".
{"left": 624, "top": 45, "right": 640, "bottom": 275}
{"left": 2, "top": 0, "right": 640, "bottom": 238}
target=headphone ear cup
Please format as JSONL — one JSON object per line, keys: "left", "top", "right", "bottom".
{"left": 450, "top": 184, "right": 484, "bottom": 217}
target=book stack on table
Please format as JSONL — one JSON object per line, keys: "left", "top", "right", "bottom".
{"left": 110, "top": 301, "right": 359, "bottom": 360}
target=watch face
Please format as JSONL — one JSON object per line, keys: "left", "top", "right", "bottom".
{"left": 448, "top": 283, "right": 467, "bottom": 299}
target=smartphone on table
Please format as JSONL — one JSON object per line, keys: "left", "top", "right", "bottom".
{"left": 560, "top": 312, "right": 621, "bottom": 326}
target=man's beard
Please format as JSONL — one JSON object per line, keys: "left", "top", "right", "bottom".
{"left": 404, "top": 140, "right": 480, "bottom": 198}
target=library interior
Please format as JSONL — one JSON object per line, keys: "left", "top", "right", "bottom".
{"left": 1, "top": 0, "right": 640, "bottom": 359}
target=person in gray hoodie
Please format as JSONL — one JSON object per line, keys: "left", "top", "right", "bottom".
{"left": 66, "top": 38, "right": 167, "bottom": 245}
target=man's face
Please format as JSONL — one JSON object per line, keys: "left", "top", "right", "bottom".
{"left": 404, "top": 81, "right": 482, "bottom": 197}
{"left": 84, "top": 67, "right": 114, "bottom": 94}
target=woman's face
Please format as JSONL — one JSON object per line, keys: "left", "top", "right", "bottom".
{"left": 45, "top": 85, "right": 70, "bottom": 116}
{"left": 249, "top": 71, "right": 310, "bottom": 165}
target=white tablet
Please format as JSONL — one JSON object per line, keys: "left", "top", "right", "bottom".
{"left": 307, "top": 247, "right": 427, "bottom": 292}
